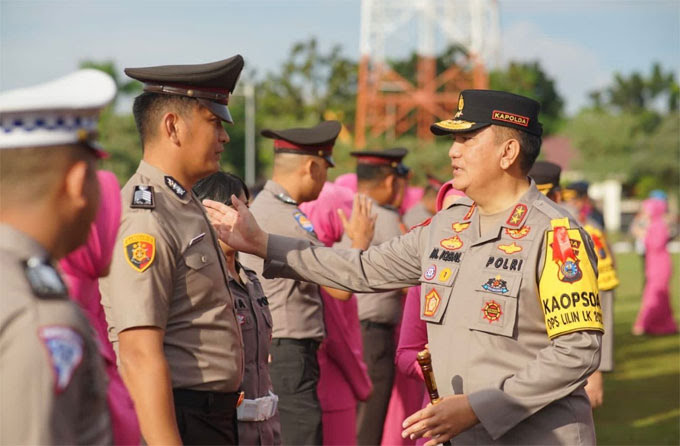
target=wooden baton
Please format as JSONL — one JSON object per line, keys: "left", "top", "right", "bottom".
{"left": 416, "top": 348, "right": 452, "bottom": 446}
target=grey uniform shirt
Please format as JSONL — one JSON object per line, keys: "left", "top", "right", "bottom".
{"left": 339, "top": 201, "right": 404, "bottom": 325}
{"left": 261, "top": 182, "right": 604, "bottom": 444}
{"left": 231, "top": 262, "right": 281, "bottom": 445}
{"left": 100, "top": 160, "right": 244, "bottom": 392}
{"left": 403, "top": 201, "right": 433, "bottom": 229}
{"left": 241, "top": 180, "right": 325, "bottom": 341}
{"left": 0, "top": 225, "right": 111, "bottom": 445}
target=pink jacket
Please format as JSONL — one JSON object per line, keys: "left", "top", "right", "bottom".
{"left": 299, "top": 183, "right": 373, "bottom": 411}
{"left": 60, "top": 171, "right": 140, "bottom": 446}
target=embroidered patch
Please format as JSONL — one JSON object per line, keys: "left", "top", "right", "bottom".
{"left": 451, "top": 222, "right": 471, "bottom": 233}
{"left": 124, "top": 233, "right": 156, "bottom": 272}
{"left": 438, "top": 268, "right": 452, "bottom": 283}
{"left": 428, "top": 248, "right": 462, "bottom": 263}
{"left": 423, "top": 265, "right": 437, "bottom": 281}
{"left": 24, "top": 257, "right": 67, "bottom": 298}
{"left": 440, "top": 235, "right": 463, "bottom": 251}
{"left": 237, "top": 314, "right": 246, "bottom": 326}
{"left": 38, "top": 326, "right": 84, "bottom": 394}
{"left": 485, "top": 256, "right": 524, "bottom": 272}
{"left": 131, "top": 185, "right": 155, "bottom": 209}
{"left": 552, "top": 227, "right": 582, "bottom": 283}
{"left": 293, "top": 211, "right": 315, "bottom": 233}
{"left": 164, "top": 176, "right": 186, "bottom": 199}
{"left": 497, "top": 242, "right": 522, "bottom": 255}
{"left": 482, "top": 300, "right": 503, "bottom": 323}
{"left": 492, "top": 110, "right": 530, "bottom": 127}
{"left": 505, "top": 226, "right": 530, "bottom": 239}
{"left": 482, "top": 276, "right": 509, "bottom": 294}
{"left": 506, "top": 204, "right": 528, "bottom": 227}
{"left": 463, "top": 203, "right": 476, "bottom": 221}
{"left": 423, "top": 289, "right": 441, "bottom": 317}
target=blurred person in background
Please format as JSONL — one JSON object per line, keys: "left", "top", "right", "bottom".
{"left": 60, "top": 171, "right": 141, "bottom": 445}
{"left": 402, "top": 174, "right": 445, "bottom": 229}
{"left": 633, "top": 196, "right": 678, "bottom": 336}
{"left": 0, "top": 69, "right": 113, "bottom": 444}
{"left": 299, "top": 181, "right": 374, "bottom": 445}
{"left": 193, "top": 171, "right": 282, "bottom": 445}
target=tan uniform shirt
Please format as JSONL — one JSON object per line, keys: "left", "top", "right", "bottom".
{"left": 262, "top": 182, "right": 604, "bottom": 444}
{"left": 339, "top": 202, "right": 404, "bottom": 325}
{"left": 100, "top": 160, "right": 243, "bottom": 392}
{"left": 403, "top": 201, "right": 433, "bottom": 229}
{"left": 231, "top": 262, "right": 281, "bottom": 445}
{"left": 0, "top": 225, "right": 111, "bottom": 445}
{"left": 240, "top": 180, "right": 325, "bottom": 341}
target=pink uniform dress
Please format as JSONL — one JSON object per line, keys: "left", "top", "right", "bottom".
{"left": 60, "top": 171, "right": 141, "bottom": 446}
{"left": 633, "top": 198, "right": 678, "bottom": 335}
{"left": 383, "top": 181, "right": 466, "bottom": 446}
{"left": 300, "top": 182, "right": 373, "bottom": 445}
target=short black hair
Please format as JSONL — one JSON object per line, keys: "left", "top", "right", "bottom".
{"left": 132, "top": 92, "right": 197, "bottom": 147}
{"left": 356, "top": 164, "right": 397, "bottom": 185}
{"left": 494, "top": 126, "right": 542, "bottom": 173}
{"left": 193, "top": 171, "right": 250, "bottom": 205}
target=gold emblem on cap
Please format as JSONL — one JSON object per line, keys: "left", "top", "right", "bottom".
{"left": 318, "top": 150, "right": 324, "bottom": 156}
{"left": 436, "top": 119, "right": 474, "bottom": 131}
{"left": 76, "top": 129, "right": 89, "bottom": 142}
{"left": 454, "top": 94, "right": 464, "bottom": 118}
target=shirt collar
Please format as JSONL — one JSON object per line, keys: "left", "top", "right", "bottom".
{"left": 136, "top": 160, "right": 192, "bottom": 205}
{"left": 264, "top": 180, "right": 298, "bottom": 205}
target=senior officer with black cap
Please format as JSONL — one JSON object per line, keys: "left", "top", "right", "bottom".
{"left": 99, "top": 56, "right": 245, "bottom": 445}
{"left": 341, "top": 147, "right": 410, "bottom": 445}
{"left": 0, "top": 69, "right": 114, "bottom": 444}
{"left": 239, "top": 122, "right": 376, "bottom": 445}
{"left": 205, "top": 89, "right": 604, "bottom": 445}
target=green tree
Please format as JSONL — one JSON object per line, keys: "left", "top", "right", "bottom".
{"left": 489, "top": 61, "right": 565, "bottom": 135}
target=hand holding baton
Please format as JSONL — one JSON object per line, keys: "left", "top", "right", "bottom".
{"left": 417, "top": 348, "right": 452, "bottom": 446}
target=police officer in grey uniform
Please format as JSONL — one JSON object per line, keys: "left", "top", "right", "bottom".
{"left": 403, "top": 174, "right": 444, "bottom": 229}
{"left": 194, "top": 171, "right": 282, "bottom": 445}
{"left": 206, "top": 90, "right": 605, "bottom": 445}
{"left": 239, "top": 121, "right": 374, "bottom": 445}
{"left": 99, "top": 57, "right": 245, "bottom": 445}
{"left": 344, "top": 148, "right": 410, "bottom": 445}
{"left": 0, "top": 69, "right": 113, "bottom": 445}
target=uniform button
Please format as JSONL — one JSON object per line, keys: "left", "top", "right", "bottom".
{"left": 201, "top": 255, "right": 207, "bottom": 263}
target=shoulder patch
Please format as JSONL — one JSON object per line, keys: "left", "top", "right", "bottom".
{"left": 38, "top": 326, "right": 84, "bottom": 394}
{"left": 293, "top": 211, "right": 316, "bottom": 234}
{"left": 164, "top": 176, "right": 187, "bottom": 199}
{"left": 24, "top": 257, "right": 68, "bottom": 299}
{"left": 123, "top": 233, "right": 156, "bottom": 272}
{"left": 131, "top": 185, "right": 155, "bottom": 209}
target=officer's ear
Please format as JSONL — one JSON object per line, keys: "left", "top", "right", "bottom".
{"left": 499, "top": 137, "right": 521, "bottom": 172}
{"left": 162, "top": 112, "right": 183, "bottom": 147}
{"left": 62, "top": 159, "right": 92, "bottom": 212}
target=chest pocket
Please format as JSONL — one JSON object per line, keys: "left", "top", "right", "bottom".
{"left": 419, "top": 263, "right": 459, "bottom": 324}
{"left": 235, "top": 297, "right": 255, "bottom": 332}
{"left": 183, "top": 241, "right": 219, "bottom": 301}
{"left": 468, "top": 271, "right": 522, "bottom": 338}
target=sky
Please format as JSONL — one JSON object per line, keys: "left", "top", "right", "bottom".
{"left": 1, "top": 0, "right": 678, "bottom": 115}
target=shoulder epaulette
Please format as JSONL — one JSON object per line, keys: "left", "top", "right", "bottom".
{"left": 24, "top": 257, "right": 68, "bottom": 299}
{"left": 131, "top": 185, "right": 155, "bottom": 209}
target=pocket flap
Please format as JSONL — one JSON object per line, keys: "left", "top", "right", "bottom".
{"left": 184, "top": 244, "right": 213, "bottom": 270}
{"left": 419, "top": 283, "right": 454, "bottom": 324}
{"left": 468, "top": 292, "right": 518, "bottom": 338}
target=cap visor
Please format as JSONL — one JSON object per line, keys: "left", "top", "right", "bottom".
{"left": 82, "top": 141, "right": 109, "bottom": 159}
{"left": 198, "top": 99, "right": 233, "bottom": 123}
{"left": 430, "top": 120, "right": 490, "bottom": 136}
{"left": 323, "top": 155, "right": 335, "bottom": 168}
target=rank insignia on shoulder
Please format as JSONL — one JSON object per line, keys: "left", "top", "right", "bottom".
{"left": 275, "top": 193, "right": 297, "bottom": 205}
{"left": 440, "top": 235, "right": 463, "bottom": 251}
{"left": 482, "top": 300, "right": 503, "bottom": 323}
{"left": 451, "top": 221, "right": 470, "bottom": 233}
{"left": 497, "top": 242, "right": 522, "bottom": 254}
{"left": 293, "top": 211, "right": 316, "bottom": 234}
{"left": 124, "top": 233, "right": 156, "bottom": 272}
{"left": 482, "top": 276, "right": 509, "bottom": 294}
{"left": 423, "top": 288, "right": 441, "bottom": 317}
{"left": 131, "top": 185, "right": 155, "bottom": 209}
{"left": 24, "top": 257, "right": 68, "bottom": 298}
{"left": 506, "top": 204, "right": 528, "bottom": 227}
{"left": 505, "top": 226, "right": 530, "bottom": 239}
{"left": 38, "top": 326, "right": 84, "bottom": 393}
{"left": 164, "top": 176, "right": 187, "bottom": 199}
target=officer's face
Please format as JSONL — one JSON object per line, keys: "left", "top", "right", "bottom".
{"left": 184, "top": 104, "right": 230, "bottom": 180}
{"left": 448, "top": 126, "right": 501, "bottom": 196}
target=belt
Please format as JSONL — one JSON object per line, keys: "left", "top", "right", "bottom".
{"left": 173, "top": 388, "right": 243, "bottom": 412}
{"left": 272, "top": 337, "right": 321, "bottom": 351}
{"left": 237, "top": 391, "right": 279, "bottom": 422}
{"left": 361, "top": 320, "right": 394, "bottom": 331}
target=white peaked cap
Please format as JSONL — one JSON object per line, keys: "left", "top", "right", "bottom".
{"left": 0, "top": 69, "right": 117, "bottom": 153}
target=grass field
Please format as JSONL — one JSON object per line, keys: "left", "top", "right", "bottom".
{"left": 594, "top": 253, "right": 680, "bottom": 445}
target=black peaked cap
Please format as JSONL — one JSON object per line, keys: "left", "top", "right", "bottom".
{"left": 431, "top": 89, "right": 543, "bottom": 137}
{"left": 529, "top": 161, "right": 562, "bottom": 186}
{"left": 261, "top": 121, "right": 341, "bottom": 146}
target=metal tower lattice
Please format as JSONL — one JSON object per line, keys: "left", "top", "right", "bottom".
{"left": 355, "top": 0, "right": 500, "bottom": 147}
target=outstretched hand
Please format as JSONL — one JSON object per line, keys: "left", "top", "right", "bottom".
{"left": 338, "top": 193, "right": 377, "bottom": 250}
{"left": 202, "top": 195, "right": 269, "bottom": 258}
